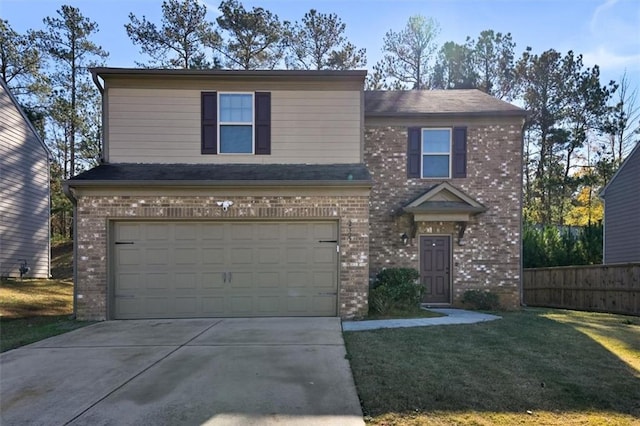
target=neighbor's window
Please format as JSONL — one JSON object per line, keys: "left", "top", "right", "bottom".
{"left": 422, "top": 129, "right": 451, "bottom": 178}
{"left": 219, "top": 93, "right": 253, "bottom": 154}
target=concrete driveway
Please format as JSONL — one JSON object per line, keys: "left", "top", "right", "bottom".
{"left": 0, "top": 318, "right": 364, "bottom": 426}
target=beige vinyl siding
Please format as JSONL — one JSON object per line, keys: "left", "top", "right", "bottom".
{"left": 106, "top": 88, "right": 361, "bottom": 164}
{"left": 0, "top": 83, "right": 50, "bottom": 278}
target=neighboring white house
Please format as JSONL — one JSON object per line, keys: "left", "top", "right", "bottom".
{"left": 0, "top": 79, "right": 51, "bottom": 278}
{"left": 600, "top": 142, "right": 640, "bottom": 264}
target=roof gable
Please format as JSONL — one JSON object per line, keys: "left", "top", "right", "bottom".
{"left": 403, "top": 182, "right": 486, "bottom": 222}
{"left": 0, "top": 79, "right": 50, "bottom": 159}
{"left": 600, "top": 141, "right": 640, "bottom": 199}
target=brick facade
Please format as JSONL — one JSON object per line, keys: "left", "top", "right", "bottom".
{"left": 74, "top": 192, "right": 369, "bottom": 320}
{"left": 364, "top": 118, "right": 523, "bottom": 309}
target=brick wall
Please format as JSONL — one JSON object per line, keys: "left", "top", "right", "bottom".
{"left": 364, "top": 119, "right": 523, "bottom": 309}
{"left": 74, "top": 193, "right": 369, "bottom": 320}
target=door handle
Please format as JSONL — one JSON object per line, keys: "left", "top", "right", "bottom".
{"left": 223, "top": 272, "right": 227, "bottom": 283}
{"left": 228, "top": 272, "right": 232, "bottom": 282}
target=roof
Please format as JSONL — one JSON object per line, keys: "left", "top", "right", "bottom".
{"left": 600, "top": 141, "right": 640, "bottom": 198}
{"left": 91, "top": 67, "right": 367, "bottom": 81}
{"left": 0, "top": 78, "right": 51, "bottom": 159}
{"left": 365, "top": 89, "right": 527, "bottom": 118}
{"left": 66, "top": 163, "right": 371, "bottom": 187}
{"left": 403, "top": 182, "right": 487, "bottom": 215}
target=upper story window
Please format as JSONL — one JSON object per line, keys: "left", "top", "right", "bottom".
{"left": 422, "top": 129, "right": 451, "bottom": 178}
{"left": 407, "top": 126, "right": 467, "bottom": 179}
{"left": 219, "top": 93, "right": 254, "bottom": 154}
{"left": 201, "top": 91, "right": 271, "bottom": 155}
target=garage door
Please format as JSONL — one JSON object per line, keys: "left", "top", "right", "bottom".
{"left": 111, "top": 221, "right": 338, "bottom": 319}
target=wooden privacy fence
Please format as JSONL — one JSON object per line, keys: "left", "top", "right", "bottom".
{"left": 523, "top": 263, "right": 640, "bottom": 316}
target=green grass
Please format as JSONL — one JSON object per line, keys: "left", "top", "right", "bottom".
{"left": 344, "top": 308, "right": 640, "bottom": 425}
{"left": 0, "top": 242, "right": 92, "bottom": 352}
{"left": 0, "top": 315, "right": 89, "bottom": 352}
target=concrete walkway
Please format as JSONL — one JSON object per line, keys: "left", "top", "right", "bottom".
{"left": 342, "top": 308, "right": 501, "bottom": 331}
{"left": 1, "top": 318, "right": 364, "bottom": 426}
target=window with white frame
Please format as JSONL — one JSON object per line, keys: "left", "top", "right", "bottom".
{"left": 422, "top": 128, "right": 452, "bottom": 178}
{"left": 219, "top": 93, "right": 253, "bottom": 154}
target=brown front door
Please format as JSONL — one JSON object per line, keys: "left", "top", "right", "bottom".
{"left": 420, "top": 236, "right": 451, "bottom": 304}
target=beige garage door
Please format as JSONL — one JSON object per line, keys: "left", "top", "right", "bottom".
{"left": 112, "top": 221, "right": 338, "bottom": 319}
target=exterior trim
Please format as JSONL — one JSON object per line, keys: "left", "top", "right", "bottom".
{"left": 91, "top": 67, "right": 367, "bottom": 81}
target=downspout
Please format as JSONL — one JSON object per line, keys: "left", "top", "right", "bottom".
{"left": 63, "top": 183, "right": 78, "bottom": 319}
{"left": 90, "top": 71, "right": 106, "bottom": 163}
{"left": 519, "top": 117, "right": 526, "bottom": 308}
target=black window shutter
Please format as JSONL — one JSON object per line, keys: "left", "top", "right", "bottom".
{"left": 452, "top": 127, "right": 467, "bottom": 178}
{"left": 201, "top": 92, "right": 217, "bottom": 154}
{"left": 255, "top": 92, "right": 271, "bottom": 155}
{"left": 407, "top": 127, "right": 421, "bottom": 178}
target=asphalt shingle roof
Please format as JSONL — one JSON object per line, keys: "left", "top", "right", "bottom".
{"left": 365, "top": 89, "right": 526, "bottom": 117}
{"left": 68, "top": 163, "right": 371, "bottom": 184}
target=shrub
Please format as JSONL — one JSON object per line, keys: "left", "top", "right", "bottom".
{"left": 369, "top": 268, "right": 423, "bottom": 314}
{"left": 461, "top": 290, "right": 501, "bottom": 310}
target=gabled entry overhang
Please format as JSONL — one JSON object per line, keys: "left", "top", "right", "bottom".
{"left": 403, "top": 182, "right": 487, "bottom": 222}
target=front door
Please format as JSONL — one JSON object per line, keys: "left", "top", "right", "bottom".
{"left": 420, "top": 236, "right": 451, "bottom": 304}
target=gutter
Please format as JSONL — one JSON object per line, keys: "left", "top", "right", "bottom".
{"left": 65, "top": 179, "right": 373, "bottom": 188}
{"left": 90, "top": 70, "right": 104, "bottom": 94}
{"left": 62, "top": 182, "right": 78, "bottom": 319}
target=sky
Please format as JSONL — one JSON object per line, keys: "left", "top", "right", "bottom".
{"left": 1, "top": 0, "right": 639, "bottom": 92}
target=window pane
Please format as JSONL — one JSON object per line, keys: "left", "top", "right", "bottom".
{"left": 422, "top": 129, "right": 450, "bottom": 153}
{"left": 220, "top": 125, "right": 252, "bottom": 153}
{"left": 423, "top": 155, "right": 450, "bottom": 178}
{"left": 220, "top": 94, "right": 252, "bottom": 123}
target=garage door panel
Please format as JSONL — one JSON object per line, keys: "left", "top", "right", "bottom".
{"left": 258, "top": 223, "right": 281, "bottom": 240}
{"left": 175, "top": 297, "right": 198, "bottom": 315}
{"left": 145, "top": 224, "right": 170, "bottom": 240}
{"left": 257, "top": 248, "right": 280, "bottom": 264}
{"left": 201, "top": 272, "right": 225, "bottom": 289}
{"left": 202, "top": 248, "right": 224, "bottom": 265}
{"left": 174, "top": 273, "right": 197, "bottom": 289}
{"left": 113, "top": 221, "right": 338, "bottom": 319}
{"left": 286, "top": 223, "right": 309, "bottom": 240}
{"left": 201, "top": 224, "right": 225, "bottom": 240}
{"left": 117, "top": 247, "right": 140, "bottom": 266}
{"left": 174, "top": 224, "right": 198, "bottom": 240}
{"left": 313, "top": 223, "right": 336, "bottom": 239}
{"left": 229, "top": 248, "right": 253, "bottom": 264}
{"left": 174, "top": 248, "right": 199, "bottom": 265}
{"left": 285, "top": 248, "right": 308, "bottom": 264}
{"left": 229, "top": 271, "right": 254, "bottom": 288}
{"left": 256, "top": 272, "right": 280, "bottom": 288}
{"left": 230, "top": 224, "right": 253, "bottom": 240}
{"left": 230, "top": 296, "right": 253, "bottom": 314}
{"left": 145, "top": 297, "right": 170, "bottom": 315}
{"left": 146, "top": 273, "right": 170, "bottom": 290}
{"left": 145, "top": 248, "right": 168, "bottom": 265}
{"left": 312, "top": 246, "right": 335, "bottom": 263}
{"left": 116, "top": 273, "right": 141, "bottom": 291}
{"left": 201, "top": 297, "right": 225, "bottom": 314}
{"left": 116, "top": 223, "right": 140, "bottom": 240}
{"left": 312, "top": 271, "right": 336, "bottom": 288}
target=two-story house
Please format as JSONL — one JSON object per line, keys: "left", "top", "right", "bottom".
{"left": 65, "top": 68, "right": 525, "bottom": 320}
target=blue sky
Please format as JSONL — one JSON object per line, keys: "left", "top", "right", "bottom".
{"left": 2, "top": 0, "right": 639, "bottom": 91}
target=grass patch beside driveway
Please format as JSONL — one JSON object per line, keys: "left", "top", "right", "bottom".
{"left": 344, "top": 308, "right": 640, "bottom": 425}
{"left": 0, "top": 278, "right": 91, "bottom": 352}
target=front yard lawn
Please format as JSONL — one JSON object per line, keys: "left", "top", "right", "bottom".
{"left": 0, "top": 278, "right": 91, "bottom": 352}
{"left": 344, "top": 308, "right": 640, "bottom": 425}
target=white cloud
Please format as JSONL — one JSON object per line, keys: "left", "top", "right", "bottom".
{"left": 582, "top": 46, "right": 640, "bottom": 71}
{"left": 590, "top": 0, "right": 619, "bottom": 32}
